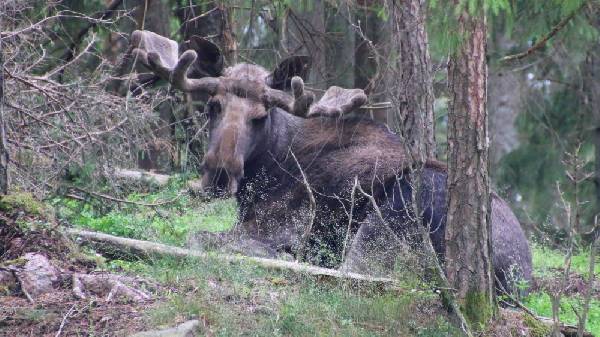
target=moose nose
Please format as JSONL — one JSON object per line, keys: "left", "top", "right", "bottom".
{"left": 199, "top": 152, "right": 244, "bottom": 198}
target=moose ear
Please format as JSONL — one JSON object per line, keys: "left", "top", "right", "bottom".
{"left": 180, "top": 35, "right": 224, "bottom": 78}
{"left": 266, "top": 56, "right": 312, "bottom": 90}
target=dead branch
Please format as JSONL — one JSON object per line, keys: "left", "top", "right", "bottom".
{"left": 67, "top": 228, "right": 397, "bottom": 287}
{"left": 54, "top": 304, "right": 76, "bottom": 337}
{"left": 112, "top": 168, "right": 171, "bottom": 186}
{"left": 59, "top": 0, "right": 125, "bottom": 65}
{"left": 500, "top": 2, "right": 585, "bottom": 63}
{"left": 290, "top": 151, "right": 316, "bottom": 262}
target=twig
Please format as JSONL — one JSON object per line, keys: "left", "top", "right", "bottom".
{"left": 290, "top": 151, "right": 316, "bottom": 262}
{"left": 55, "top": 303, "right": 76, "bottom": 337}
{"left": 500, "top": 2, "right": 586, "bottom": 63}
{"left": 342, "top": 176, "right": 359, "bottom": 259}
{"left": 58, "top": 0, "right": 124, "bottom": 65}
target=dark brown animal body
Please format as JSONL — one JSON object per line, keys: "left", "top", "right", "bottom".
{"left": 130, "top": 30, "right": 532, "bottom": 292}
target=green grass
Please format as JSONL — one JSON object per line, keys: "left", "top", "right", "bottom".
{"left": 523, "top": 292, "right": 600, "bottom": 336}
{"left": 131, "top": 256, "right": 459, "bottom": 337}
{"left": 50, "top": 179, "right": 600, "bottom": 336}
{"left": 52, "top": 176, "right": 237, "bottom": 246}
{"left": 525, "top": 244, "right": 600, "bottom": 336}
{"left": 531, "top": 243, "right": 600, "bottom": 278}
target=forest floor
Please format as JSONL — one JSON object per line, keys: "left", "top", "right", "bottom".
{"left": 0, "top": 176, "right": 598, "bottom": 336}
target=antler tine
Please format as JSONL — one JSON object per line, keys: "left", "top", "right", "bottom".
{"left": 290, "top": 76, "right": 315, "bottom": 117}
{"left": 131, "top": 30, "right": 221, "bottom": 95}
{"left": 261, "top": 76, "right": 315, "bottom": 115}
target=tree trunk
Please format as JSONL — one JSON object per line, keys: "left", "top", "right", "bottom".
{"left": 445, "top": 8, "right": 495, "bottom": 329}
{"left": 178, "top": 2, "right": 237, "bottom": 65}
{"left": 586, "top": 8, "right": 600, "bottom": 223}
{"left": 488, "top": 31, "right": 523, "bottom": 170}
{"left": 283, "top": 1, "right": 327, "bottom": 89}
{"left": 0, "top": 34, "right": 8, "bottom": 195}
{"left": 383, "top": 0, "right": 436, "bottom": 162}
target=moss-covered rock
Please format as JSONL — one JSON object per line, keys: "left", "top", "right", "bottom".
{"left": 523, "top": 314, "right": 552, "bottom": 337}
{"left": 0, "top": 192, "right": 49, "bottom": 218}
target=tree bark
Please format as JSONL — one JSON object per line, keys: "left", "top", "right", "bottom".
{"left": 0, "top": 33, "right": 8, "bottom": 195}
{"left": 383, "top": 0, "right": 436, "bottom": 162}
{"left": 445, "top": 8, "right": 495, "bottom": 329}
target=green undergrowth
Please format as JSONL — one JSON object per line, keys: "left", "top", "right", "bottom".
{"left": 531, "top": 243, "right": 600, "bottom": 278}
{"left": 522, "top": 292, "right": 600, "bottom": 335}
{"left": 47, "top": 178, "right": 600, "bottom": 335}
{"left": 52, "top": 175, "right": 236, "bottom": 246}
{"left": 111, "top": 256, "right": 459, "bottom": 337}
{"left": 524, "top": 244, "right": 600, "bottom": 336}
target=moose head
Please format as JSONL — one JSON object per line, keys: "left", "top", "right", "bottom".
{"left": 130, "top": 30, "right": 367, "bottom": 197}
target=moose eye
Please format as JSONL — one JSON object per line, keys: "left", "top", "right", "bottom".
{"left": 251, "top": 114, "right": 268, "bottom": 127}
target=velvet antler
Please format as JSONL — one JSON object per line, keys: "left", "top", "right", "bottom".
{"left": 130, "top": 30, "right": 222, "bottom": 94}
{"left": 307, "top": 86, "right": 367, "bottom": 118}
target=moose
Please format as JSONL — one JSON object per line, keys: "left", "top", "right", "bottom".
{"left": 129, "top": 30, "right": 532, "bottom": 292}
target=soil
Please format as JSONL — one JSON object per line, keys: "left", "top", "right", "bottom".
{"left": 0, "top": 198, "right": 160, "bottom": 337}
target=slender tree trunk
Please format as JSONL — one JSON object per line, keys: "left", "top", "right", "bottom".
{"left": 445, "top": 8, "right": 495, "bottom": 329}
{"left": 586, "top": 8, "right": 600, "bottom": 222}
{"left": 178, "top": 2, "right": 237, "bottom": 65}
{"left": 354, "top": 4, "right": 387, "bottom": 123}
{"left": 488, "top": 30, "right": 523, "bottom": 170}
{"left": 0, "top": 34, "right": 8, "bottom": 195}
{"left": 283, "top": 1, "right": 326, "bottom": 89}
{"left": 383, "top": 0, "right": 436, "bottom": 162}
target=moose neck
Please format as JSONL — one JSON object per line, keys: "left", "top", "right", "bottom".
{"left": 242, "top": 107, "right": 304, "bottom": 177}
{"left": 268, "top": 107, "right": 304, "bottom": 155}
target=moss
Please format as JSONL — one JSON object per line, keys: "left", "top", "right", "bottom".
{"left": 0, "top": 192, "right": 48, "bottom": 217}
{"left": 462, "top": 290, "right": 494, "bottom": 331}
{"left": 523, "top": 314, "right": 552, "bottom": 337}
{"left": 0, "top": 257, "right": 27, "bottom": 268}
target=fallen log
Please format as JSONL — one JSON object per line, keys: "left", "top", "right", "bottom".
{"left": 112, "top": 168, "right": 171, "bottom": 186}
{"left": 67, "top": 228, "right": 396, "bottom": 288}
{"left": 111, "top": 168, "right": 204, "bottom": 195}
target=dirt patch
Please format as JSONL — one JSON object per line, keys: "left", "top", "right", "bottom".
{"left": 0, "top": 291, "right": 158, "bottom": 336}
{"left": 0, "top": 194, "right": 160, "bottom": 336}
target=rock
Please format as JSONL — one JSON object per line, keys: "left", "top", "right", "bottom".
{"left": 15, "top": 253, "right": 59, "bottom": 300}
{"left": 130, "top": 320, "right": 200, "bottom": 337}
{"left": 0, "top": 269, "right": 18, "bottom": 295}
